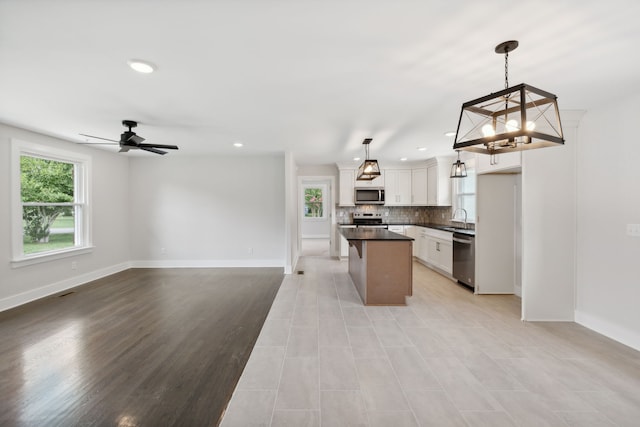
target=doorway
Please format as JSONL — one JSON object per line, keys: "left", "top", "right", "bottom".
{"left": 299, "top": 177, "right": 334, "bottom": 258}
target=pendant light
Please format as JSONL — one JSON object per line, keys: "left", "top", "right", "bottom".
{"left": 356, "top": 138, "right": 381, "bottom": 181}
{"left": 453, "top": 40, "right": 564, "bottom": 155}
{"left": 450, "top": 151, "right": 467, "bottom": 178}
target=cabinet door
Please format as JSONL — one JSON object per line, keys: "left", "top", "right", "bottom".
{"left": 427, "top": 165, "right": 438, "bottom": 205}
{"left": 438, "top": 240, "right": 453, "bottom": 274}
{"left": 476, "top": 152, "right": 521, "bottom": 174}
{"left": 385, "top": 169, "right": 411, "bottom": 206}
{"left": 339, "top": 169, "right": 355, "bottom": 206}
{"left": 418, "top": 232, "right": 429, "bottom": 262}
{"left": 397, "top": 169, "right": 412, "bottom": 205}
{"left": 426, "top": 236, "right": 439, "bottom": 265}
{"left": 411, "top": 168, "right": 428, "bottom": 205}
{"left": 405, "top": 226, "right": 418, "bottom": 256}
{"left": 384, "top": 170, "right": 399, "bottom": 206}
{"left": 340, "top": 234, "right": 349, "bottom": 257}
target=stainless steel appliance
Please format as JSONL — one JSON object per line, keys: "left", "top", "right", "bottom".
{"left": 352, "top": 212, "right": 388, "bottom": 229}
{"left": 452, "top": 232, "right": 475, "bottom": 289}
{"left": 354, "top": 188, "right": 385, "bottom": 205}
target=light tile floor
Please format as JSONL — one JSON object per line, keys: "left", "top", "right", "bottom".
{"left": 220, "top": 256, "right": 640, "bottom": 426}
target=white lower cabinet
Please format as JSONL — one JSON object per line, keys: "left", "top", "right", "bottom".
{"left": 416, "top": 227, "right": 453, "bottom": 275}
{"left": 338, "top": 226, "right": 355, "bottom": 257}
{"left": 388, "top": 225, "right": 405, "bottom": 235}
{"left": 404, "top": 226, "right": 418, "bottom": 256}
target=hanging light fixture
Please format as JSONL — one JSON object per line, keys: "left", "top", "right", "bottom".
{"left": 356, "top": 138, "right": 381, "bottom": 181}
{"left": 450, "top": 151, "right": 467, "bottom": 178}
{"left": 453, "top": 40, "right": 564, "bottom": 155}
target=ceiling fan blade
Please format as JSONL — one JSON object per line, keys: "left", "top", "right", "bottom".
{"left": 119, "top": 146, "right": 131, "bottom": 153}
{"left": 79, "top": 133, "right": 119, "bottom": 143}
{"left": 128, "top": 134, "right": 145, "bottom": 144}
{"left": 77, "top": 142, "right": 118, "bottom": 145}
{"left": 138, "top": 143, "right": 179, "bottom": 150}
{"left": 140, "top": 146, "right": 167, "bottom": 155}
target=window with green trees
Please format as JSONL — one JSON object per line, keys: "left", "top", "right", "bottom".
{"left": 21, "top": 156, "right": 76, "bottom": 254}
{"left": 12, "top": 140, "right": 91, "bottom": 263}
{"left": 304, "top": 186, "right": 325, "bottom": 218}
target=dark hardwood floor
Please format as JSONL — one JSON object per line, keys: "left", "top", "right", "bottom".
{"left": 0, "top": 267, "right": 284, "bottom": 427}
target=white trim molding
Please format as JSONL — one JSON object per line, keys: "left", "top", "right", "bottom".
{"left": 575, "top": 310, "right": 640, "bottom": 352}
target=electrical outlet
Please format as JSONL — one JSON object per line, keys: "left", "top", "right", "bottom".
{"left": 71, "top": 261, "right": 77, "bottom": 270}
{"left": 160, "top": 247, "right": 167, "bottom": 254}
{"left": 627, "top": 224, "right": 640, "bottom": 237}
{"left": 248, "top": 247, "right": 253, "bottom": 255}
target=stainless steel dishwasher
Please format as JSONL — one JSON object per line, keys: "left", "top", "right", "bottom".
{"left": 452, "top": 232, "right": 475, "bottom": 289}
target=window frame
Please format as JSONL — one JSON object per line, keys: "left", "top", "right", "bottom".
{"left": 11, "top": 139, "right": 92, "bottom": 268}
{"left": 302, "top": 183, "right": 327, "bottom": 221}
{"left": 451, "top": 158, "right": 477, "bottom": 224}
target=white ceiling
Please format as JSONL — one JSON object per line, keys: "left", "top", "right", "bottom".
{"left": 1, "top": 0, "right": 639, "bottom": 165}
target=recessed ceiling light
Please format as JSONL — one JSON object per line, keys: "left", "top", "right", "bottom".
{"left": 417, "top": 147, "right": 427, "bottom": 151}
{"left": 233, "top": 142, "right": 243, "bottom": 148}
{"left": 444, "top": 131, "right": 456, "bottom": 137}
{"left": 353, "top": 157, "right": 361, "bottom": 161}
{"left": 127, "top": 59, "right": 156, "bottom": 74}
{"left": 400, "top": 157, "right": 408, "bottom": 161}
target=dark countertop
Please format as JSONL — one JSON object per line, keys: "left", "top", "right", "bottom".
{"left": 338, "top": 222, "right": 475, "bottom": 236}
{"left": 339, "top": 228, "right": 414, "bottom": 241}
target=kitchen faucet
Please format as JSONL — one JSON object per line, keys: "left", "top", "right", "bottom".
{"left": 451, "top": 208, "right": 468, "bottom": 229}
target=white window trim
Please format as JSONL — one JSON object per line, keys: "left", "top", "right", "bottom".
{"left": 302, "top": 183, "right": 328, "bottom": 221}
{"left": 10, "top": 139, "right": 93, "bottom": 268}
{"left": 452, "top": 157, "right": 477, "bottom": 224}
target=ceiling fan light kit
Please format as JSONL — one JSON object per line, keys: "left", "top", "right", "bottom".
{"left": 356, "top": 138, "right": 381, "bottom": 181}
{"left": 453, "top": 40, "right": 564, "bottom": 155}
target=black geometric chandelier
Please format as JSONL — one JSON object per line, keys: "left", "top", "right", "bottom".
{"left": 453, "top": 40, "right": 564, "bottom": 155}
{"left": 356, "top": 138, "right": 381, "bottom": 181}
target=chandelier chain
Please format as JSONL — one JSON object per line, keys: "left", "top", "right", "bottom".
{"left": 504, "top": 50, "right": 509, "bottom": 89}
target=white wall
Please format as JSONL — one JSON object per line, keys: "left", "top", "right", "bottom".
{"left": 128, "top": 154, "right": 285, "bottom": 267}
{"left": 0, "top": 124, "right": 131, "bottom": 310}
{"left": 575, "top": 94, "right": 640, "bottom": 350}
{"left": 521, "top": 112, "right": 582, "bottom": 321}
{"left": 285, "top": 152, "right": 299, "bottom": 274}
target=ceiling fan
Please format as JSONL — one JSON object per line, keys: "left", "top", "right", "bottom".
{"left": 79, "top": 120, "right": 179, "bottom": 155}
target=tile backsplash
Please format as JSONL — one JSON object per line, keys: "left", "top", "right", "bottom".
{"left": 337, "top": 205, "right": 460, "bottom": 226}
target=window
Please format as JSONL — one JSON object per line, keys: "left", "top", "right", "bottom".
{"left": 11, "top": 140, "right": 91, "bottom": 266}
{"left": 303, "top": 185, "right": 326, "bottom": 220}
{"left": 452, "top": 159, "right": 476, "bottom": 223}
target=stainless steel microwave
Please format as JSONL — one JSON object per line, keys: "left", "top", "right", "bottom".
{"left": 354, "top": 188, "right": 385, "bottom": 205}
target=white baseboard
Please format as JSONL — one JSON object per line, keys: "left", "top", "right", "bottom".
{"left": 301, "top": 235, "right": 330, "bottom": 239}
{"left": 0, "top": 262, "right": 131, "bottom": 313}
{"left": 575, "top": 310, "right": 640, "bottom": 351}
{"left": 130, "top": 259, "right": 284, "bottom": 268}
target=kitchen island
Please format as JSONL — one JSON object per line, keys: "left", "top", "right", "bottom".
{"left": 339, "top": 228, "right": 414, "bottom": 305}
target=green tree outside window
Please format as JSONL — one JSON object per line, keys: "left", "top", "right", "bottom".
{"left": 304, "top": 187, "right": 324, "bottom": 218}
{"left": 21, "top": 156, "right": 75, "bottom": 252}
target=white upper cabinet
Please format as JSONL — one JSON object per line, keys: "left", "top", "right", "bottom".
{"left": 338, "top": 169, "right": 355, "bottom": 206}
{"left": 411, "top": 168, "right": 428, "bottom": 205}
{"left": 476, "top": 152, "right": 521, "bottom": 174}
{"left": 385, "top": 169, "right": 412, "bottom": 206}
{"left": 426, "top": 157, "right": 453, "bottom": 206}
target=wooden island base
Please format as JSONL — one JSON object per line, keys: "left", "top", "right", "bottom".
{"left": 342, "top": 229, "right": 413, "bottom": 305}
